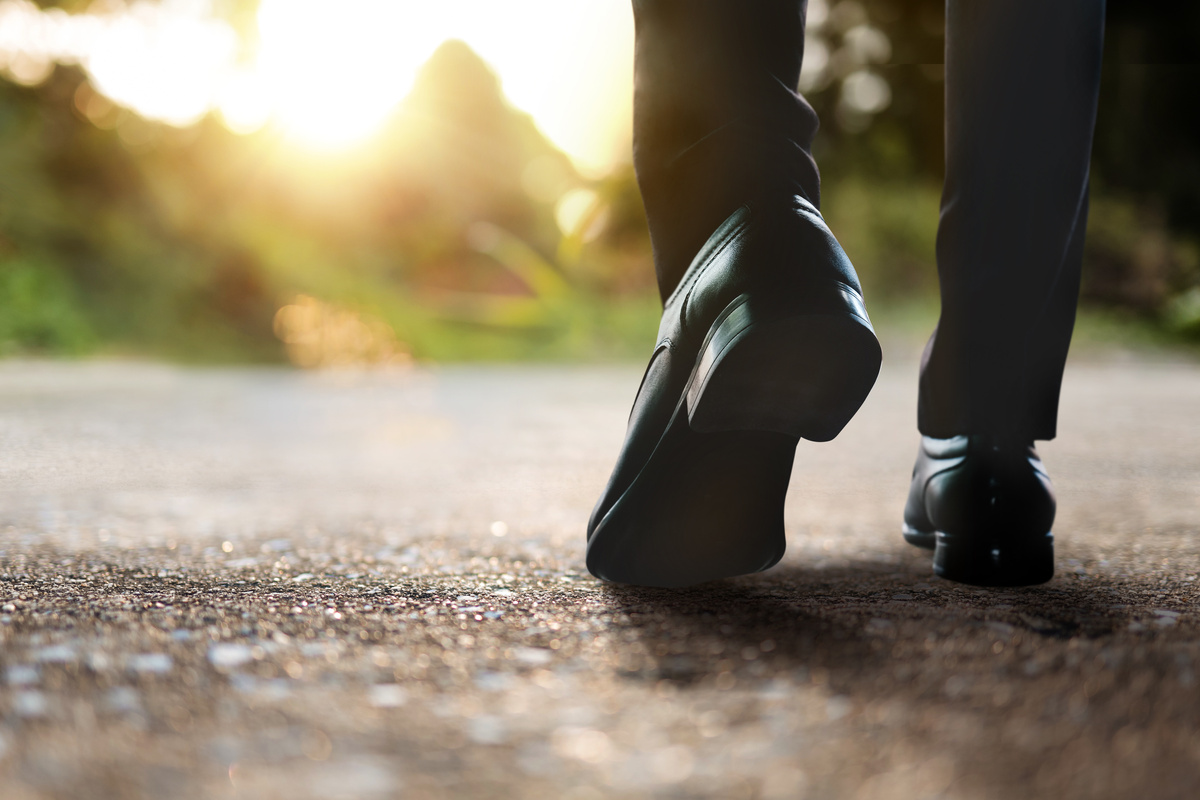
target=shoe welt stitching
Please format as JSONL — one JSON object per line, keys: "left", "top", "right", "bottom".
{"left": 663, "top": 208, "right": 752, "bottom": 310}
{"left": 664, "top": 216, "right": 749, "bottom": 311}
{"left": 667, "top": 210, "right": 867, "bottom": 339}
{"left": 675, "top": 217, "right": 756, "bottom": 340}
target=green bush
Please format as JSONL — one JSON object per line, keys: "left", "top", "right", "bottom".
{"left": 1081, "top": 193, "right": 1200, "bottom": 317}
{"left": 0, "top": 257, "right": 94, "bottom": 355}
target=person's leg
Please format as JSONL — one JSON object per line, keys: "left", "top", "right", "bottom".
{"left": 630, "top": 0, "right": 820, "bottom": 300}
{"left": 919, "top": 0, "right": 1106, "bottom": 438}
{"left": 587, "top": 0, "right": 880, "bottom": 587}
{"left": 904, "top": 0, "right": 1106, "bottom": 586}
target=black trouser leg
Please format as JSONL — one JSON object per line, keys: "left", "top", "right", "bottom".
{"left": 631, "top": 0, "right": 820, "bottom": 300}
{"left": 918, "top": 0, "right": 1106, "bottom": 440}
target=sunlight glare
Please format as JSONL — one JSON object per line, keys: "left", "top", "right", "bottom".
{"left": 250, "top": 0, "right": 633, "bottom": 167}
{"left": 446, "top": 1, "right": 633, "bottom": 176}
{"left": 252, "top": 0, "right": 453, "bottom": 150}
{"left": 0, "top": 0, "right": 635, "bottom": 172}
{"left": 86, "top": 2, "right": 237, "bottom": 127}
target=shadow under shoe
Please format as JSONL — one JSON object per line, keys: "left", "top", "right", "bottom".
{"left": 587, "top": 195, "right": 882, "bottom": 588}
{"left": 903, "top": 435, "right": 1056, "bottom": 587}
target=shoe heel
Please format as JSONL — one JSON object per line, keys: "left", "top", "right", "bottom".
{"left": 933, "top": 531, "right": 1054, "bottom": 586}
{"left": 686, "top": 294, "right": 882, "bottom": 442}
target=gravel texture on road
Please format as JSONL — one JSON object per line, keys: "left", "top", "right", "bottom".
{"left": 0, "top": 354, "right": 1198, "bottom": 800}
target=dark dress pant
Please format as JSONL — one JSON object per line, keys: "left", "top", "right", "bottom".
{"left": 631, "top": 0, "right": 1107, "bottom": 440}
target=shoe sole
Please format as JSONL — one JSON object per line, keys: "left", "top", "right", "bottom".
{"left": 586, "top": 293, "right": 881, "bottom": 588}
{"left": 902, "top": 525, "right": 1054, "bottom": 587}
{"left": 901, "top": 523, "right": 935, "bottom": 550}
{"left": 585, "top": 412, "right": 797, "bottom": 587}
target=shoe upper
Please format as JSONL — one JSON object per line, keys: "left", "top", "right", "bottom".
{"left": 588, "top": 195, "right": 869, "bottom": 539}
{"left": 903, "top": 434, "right": 1056, "bottom": 538}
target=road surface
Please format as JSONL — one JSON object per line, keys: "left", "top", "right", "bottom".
{"left": 0, "top": 350, "right": 1198, "bottom": 799}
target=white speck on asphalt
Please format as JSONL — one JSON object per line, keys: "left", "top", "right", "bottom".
{"left": 129, "top": 653, "right": 173, "bottom": 674}
{"left": 367, "top": 684, "right": 408, "bottom": 708}
{"left": 825, "top": 696, "right": 853, "bottom": 721}
{"left": 104, "top": 687, "right": 141, "bottom": 713}
{"left": 6, "top": 665, "right": 39, "bottom": 686}
{"left": 309, "top": 758, "right": 397, "bottom": 797}
{"left": 514, "top": 647, "right": 553, "bottom": 666}
{"left": 467, "top": 715, "right": 508, "bottom": 745}
{"left": 208, "top": 644, "right": 253, "bottom": 668}
{"left": 35, "top": 645, "right": 76, "bottom": 663}
{"left": 13, "top": 691, "right": 49, "bottom": 718}
{"left": 474, "top": 671, "right": 514, "bottom": 692}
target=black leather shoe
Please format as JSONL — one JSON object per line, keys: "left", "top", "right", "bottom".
{"left": 586, "top": 195, "right": 882, "bottom": 588}
{"left": 903, "top": 435, "right": 1056, "bottom": 586}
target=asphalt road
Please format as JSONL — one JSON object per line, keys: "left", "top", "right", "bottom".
{"left": 0, "top": 349, "right": 1198, "bottom": 799}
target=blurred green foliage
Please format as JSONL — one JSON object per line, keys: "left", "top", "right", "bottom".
{"left": 822, "top": 177, "right": 941, "bottom": 302}
{"left": 0, "top": 256, "right": 93, "bottom": 353}
{"left": 0, "top": 41, "right": 665, "bottom": 362}
{"left": 1, "top": 1, "right": 1198, "bottom": 363}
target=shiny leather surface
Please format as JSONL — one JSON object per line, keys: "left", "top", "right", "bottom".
{"left": 903, "top": 434, "right": 1056, "bottom": 543}
{"left": 588, "top": 195, "right": 870, "bottom": 541}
